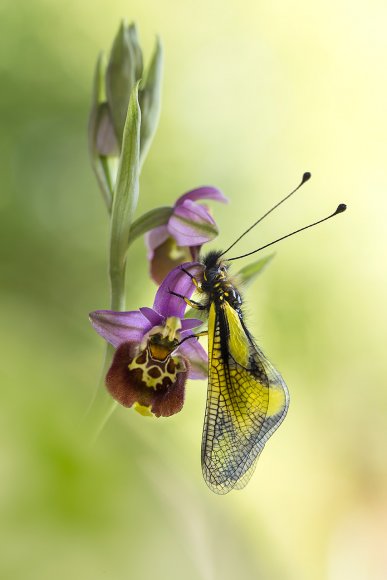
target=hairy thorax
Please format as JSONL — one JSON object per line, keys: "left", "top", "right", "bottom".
{"left": 201, "top": 262, "right": 243, "bottom": 314}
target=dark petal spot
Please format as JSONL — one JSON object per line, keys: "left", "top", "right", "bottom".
{"left": 167, "top": 358, "right": 176, "bottom": 374}
{"left": 135, "top": 351, "right": 147, "bottom": 365}
{"left": 162, "top": 376, "right": 173, "bottom": 388}
{"left": 148, "top": 366, "right": 162, "bottom": 379}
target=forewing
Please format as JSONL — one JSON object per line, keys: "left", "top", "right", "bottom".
{"left": 201, "top": 302, "right": 289, "bottom": 494}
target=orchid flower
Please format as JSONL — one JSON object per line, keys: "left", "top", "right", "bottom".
{"left": 89, "top": 263, "right": 206, "bottom": 417}
{"left": 145, "top": 187, "right": 227, "bottom": 284}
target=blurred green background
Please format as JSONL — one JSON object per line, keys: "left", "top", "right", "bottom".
{"left": 1, "top": 1, "right": 387, "bottom": 579}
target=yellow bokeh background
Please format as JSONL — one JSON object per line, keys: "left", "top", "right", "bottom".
{"left": 1, "top": 1, "right": 387, "bottom": 579}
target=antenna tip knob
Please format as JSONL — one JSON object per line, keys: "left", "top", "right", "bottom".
{"left": 302, "top": 172, "right": 312, "bottom": 183}
{"left": 335, "top": 203, "right": 347, "bottom": 214}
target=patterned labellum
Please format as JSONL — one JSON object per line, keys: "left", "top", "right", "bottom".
{"left": 106, "top": 333, "right": 188, "bottom": 417}
{"left": 128, "top": 335, "right": 185, "bottom": 391}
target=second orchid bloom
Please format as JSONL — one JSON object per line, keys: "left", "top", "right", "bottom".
{"left": 145, "top": 186, "right": 227, "bottom": 284}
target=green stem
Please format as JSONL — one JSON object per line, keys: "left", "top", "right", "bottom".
{"left": 87, "top": 84, "right": 141, "bottom": 442}
{"left": 109, "top": 260, "right": 127, "bottom": 311}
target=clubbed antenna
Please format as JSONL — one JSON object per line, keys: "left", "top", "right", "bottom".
{"left": 219, "top": 172, "right": 312, "bottom": 257}
{"left": 228, "top": 204, "right": 347, "bottom": 262}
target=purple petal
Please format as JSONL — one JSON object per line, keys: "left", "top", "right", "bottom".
{"left": 139, "top": 307, "right": 163, "bottom": 327}
{"left": 95, "top": 103, "right": 119, "bottom": 157}
{"left": 153, "top": 262, "right": 204, "bottom": 318}
{"left": 144, "top": 225, "right": 169, "bottom": 260}
{"left": 175, "top": 186, "right": 228, "bottom": 206}
{"left": 189, "top": 246, "right": 201, "bottom": 261}
{"left": 181, "top": 318, "right": 204, "bottom": 331}
{"left": 89, "top": 310, "right": 151, "bottom": 348}
{"left": 178, "top": 334, "right": 208, "bottom": 380}
{"left": 168, "top": 200, "right": 219, "bottom": 246}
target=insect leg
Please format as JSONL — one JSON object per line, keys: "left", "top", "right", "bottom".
{"left": 177, "top": 330, "right": 208, "bottom": 347}
{"left": 192, "top": 330, "right": 208, "bottom": 337}
{"left": 168, "top": 289, "right": 206, "bottom": 310}
{"left": 180, "top": 266, "right": 203, "bottom": 292}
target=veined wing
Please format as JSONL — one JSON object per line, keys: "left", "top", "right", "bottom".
{"left": 201, "top": 301, "right": 289, "bottom": 494}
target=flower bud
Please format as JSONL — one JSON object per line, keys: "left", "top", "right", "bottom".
{"left": 89, "top": 22, "right": 164, "bottom": 208}
{"left": 105, "top": 21, "right": 143, "bottom": 144}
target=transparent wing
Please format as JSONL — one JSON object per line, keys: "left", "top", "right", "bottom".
{"left": 201, "top": 302, "right": 289, "bottom": 494}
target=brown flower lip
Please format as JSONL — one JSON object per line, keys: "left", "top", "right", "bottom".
{"left": 106, "top": 336, "right": 189, "bottom": 417}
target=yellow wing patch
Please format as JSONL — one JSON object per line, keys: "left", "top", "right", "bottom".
{"left": 202, "top": 301, "right": 289, "bottom": 494}
{"left": 266, "top": 382, "right": 287, "bottom": 417}
{"left": 223, "top": 302, "right": 249, "bottom": 367}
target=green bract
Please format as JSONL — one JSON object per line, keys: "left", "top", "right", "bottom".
{"left": 109, "top": 83, "right": 141, "bottom": 311}
{"left": 139, "top": 37, "right": 163, "bottom": 166}
{"left": 128, "top": 206, "right": 173, "bottom": 245}
{"left": 88, "top": 53, "right": 115, "bottom": 211}
{"left": 237, "top": 254, "right": 275, "bottom": 287}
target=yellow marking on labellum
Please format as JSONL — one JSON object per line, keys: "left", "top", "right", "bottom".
{"left": 169, "top": 242, "right": 187, "bottom": 261}
{"left": 134, "top": 402, "right": 153, "bottom": 416}
{"left": 128, "top": 334, "right": 182, "bottom": 390}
